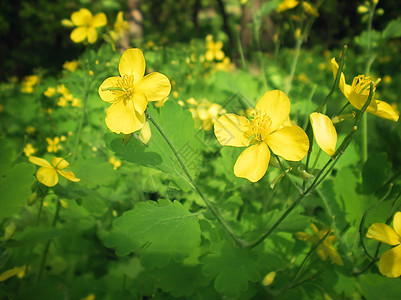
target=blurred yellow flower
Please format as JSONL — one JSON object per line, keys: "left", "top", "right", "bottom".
{"left": 214, "top": 90, "right": 309, "bottom": 182}
{"left": 57, "top": 97, "right": 68, "bottom": 107}
{"left": 205, "top": 35, "right": 225, "bottom": 61}
{"left": 44, "top": 87, "right": 56, "bottom": 97}
{"left": 0, "top": 266, "right": 27, "bottom": 282}
{"left": 310, "top": 112, "right": 337, "bottom": 156}
{"left": 98, "top": 48, "right": 171, "bottom": 134}
{"left": 69, "top": 8, "right": 107, "bottom": 44}
{"left": 23, "top": 143, "right": 36, "bottom": 157}
{"left": 277, "top": 0, "right": 299, "bottom": 13}
{"left": 29, "top": 156, "right": 80, "bottom": 187}
{"left": 46, "top": 137, "right": 60, "bottom": 153}
{"left": 63, "top": 60, "right": 78, "bottom": 72}
{"left": 110, "top": 11, "right": 129, "bottom": 41}
{"left": 331, "top": 58, "right": 399, "bottom": 122}
{"left": 71, "top": 98, "right": 82, "bottom": 107}
{"left": 190, "top": 99, "right": 226, "bottom": 131}
{"left": 26, "top": 126, "right": 35, "bottom": 134}
{"left": 296, "top": 223, "right": 343, "bottom": 266}
{"left": 21, "top": 75, "right": 39, "bottom": 93}
{"left": 109, "top": 156, "right": 121, "bottom": 170}
{"left": 366, "top": 212, "right": 401, "bottom": 278}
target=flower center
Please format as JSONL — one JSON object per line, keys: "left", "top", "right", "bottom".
{"left": 114, "top": 74, "right": 135, "bottom": 101}
{"left": 246, "top": 110, "right": 272, "bottom": 143}
{"left": 351, "top": 75, "right": 377, "bottom": 95}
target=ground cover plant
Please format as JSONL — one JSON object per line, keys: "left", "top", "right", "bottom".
{"left": 1, "top": 0, "right": 401, "bottom": 299}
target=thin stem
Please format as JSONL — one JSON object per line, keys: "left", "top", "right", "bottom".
{"left": 146, "top": 112, "right": 246, "bottom": 248}
{"left": 285, "top": 35, "right": 303, "bottom": 95}
{"left": 274, "top": 154, "right": 302, "bottom": 193}
{"left": 36, "top": 198, "right": 61, "bottom": 282}
{"left": 247, "top": 83, "right": 375, "bottom": 249}
{"left": 235, "top": 27, "right": 247, "bottom": 69}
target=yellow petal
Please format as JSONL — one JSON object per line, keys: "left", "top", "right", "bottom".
{"left": 52, "top": 157, "right": 69, "bottom": 170}
{"left": 0, "top": 266, "right": 26, "bottom": 282}
{"left": 234, "top": 142, "right": 270, "bottom": 182}
{"left": 71, "top": 8, "right": 92, "bottom": 26}
{"left": 92, "top": 13, "right": 107, "bottom": 27}
{"left": 36, "top": 167, "right": 58, "bottom": 187}
{"left": 215, "top": 50, "right": 225, "bottom": 61}
{"left": 29, "top": 156, "right": 52, "bottom": 168}
{"left": 347, "top": 90, "right": 378, "bottom": 112}
{"left": 295, "top": 232, "right": 317, "bottom": 243}
{"left": 330, "top": 58, "right": 351, "bottom": 97}
{"left": 371, "top": 100, "right": 399, "bottom": 122}
{"left": 133, "top": 93, "right": 148, "bottom": 115}
{"left": 265, "top": 125, "right": 309, "bottom": 161}
{"left": 134, "top": 72, "right": 171, "bottom": 102}
{"left": 310, "top": 112, "right": 337, "bottom": 156}
{"left": 57, "top": 170, "right": 80, "bottom": 182}
{"left": 70, "top": 27, "right": 88, "bottom": 43}
{"left": 87, "top": 27, "right": 98, "bottom": 44}
{"left": 255, "top": 90, "right": 291, "bottom": 132}
{"left": 119, "top": 48, "right": 145, "bottom": 82}
{"left": 214, "top": 114, "right": 250, "bottom": 147}
{"left": 393, "top": 212, "right": 401, "bottom": 237}
{"left": 98, "top": 76, "right": 123, "bottom": 103}
{"left": 105, "top": 100, "right": 146, "bottom": 134}
{"left": 205, "top": 50, "right": 214, "bottom": 61}
{"left": 379, "top": 245, "right": 401, "bottom": 278}
{"left": 325, "top": 244, "right": 344, "bottom": 266}
{"left": 366, "top": 223, "right": 401, "bottom": 246}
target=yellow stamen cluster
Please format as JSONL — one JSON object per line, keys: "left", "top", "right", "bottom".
{"left": 351, "top": 75, "right": 376, "bottom": 95}
{"left": 247, "top": 110, "right": 272, "bottom": 142}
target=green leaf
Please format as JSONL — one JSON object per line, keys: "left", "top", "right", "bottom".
{"left": 0, "top": 141, "right": 35, "bottom": 218}
{"left": 383, "top": 17, "right": 401, "bottom": 40}
{"left": 362, "top": 153, "right": 391, "bottom": 194}
{"left": 359, "top": 272, "right": 401, "bottom": 300}
{"left": 6, "top": 226, "right": 68, "bottom": 247}
{"left": 202, "top": 241, "right": 260, "bottom": 299}
{"left": 104, "top": 199, "right": 201, "bottom": 268}
{"left": 75, "top": 157, "right": 118, "bottom": 188}
{"left": 105, "top": 101, "right": 204, "bottom": 190}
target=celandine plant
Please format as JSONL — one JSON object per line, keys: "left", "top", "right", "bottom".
{"left": 2, "top": 1, "right": 401, "bottom": 299}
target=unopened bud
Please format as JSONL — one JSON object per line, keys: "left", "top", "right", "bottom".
{"left": 4, "top": 222, "right": 16, "bottom": 240}
{"left": 139, "top": 122, "right": 152, "bottom": 144}
{"left": 262, "top": 272, "right": 276, "bottom": 286}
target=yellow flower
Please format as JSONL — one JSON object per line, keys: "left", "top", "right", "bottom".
{"left": 0, "top": 266, "right": 27, "bottom": 282}
{"left": 296, "top": 223, "right": 344, "bottom": 266}
{"left": 205, "top": 36, "right": 225, "bottom": 61}
{"left": 277, "top": 0, "right": 299, "bottom": 13}
{"left": 44, "top": 87, "right": 56, "bottom": 97}
{"left": 29, "top": 156, "right": 80, "bottom": 187}
{"left": 366, "top": 212, "right": 401, "bottom": 278}
{"left": 191, "top": 99, "right": 226, "bottom": 131}
{"left": 69, "top": 8, "right": 107, "bottom": 44}
{"left": 214, "top": 90, "right": 309, "bottom": 182}
{"left": 23, "top": 143, "right": 36, "bottom": 157}
{"left": 71, "top": 98, "right": 82, "bottom": 107}
{"left": 63, "top": 60, "right": 78, "bottom": 72}
{"left": 21, "top": 75, "right": 39, "bottom": 93}
{"left": 110, "top": 11, "right": 129, "bottom": 41}
{"left": 331, "top": 58, "right": 399, "bottom": 122}
{"left": 46, "top": 137, "right": 60, "bottom": 153}
{"left": 310, "top": 112, "right": 337, "bottom": 156}
{"left": 57, "top": 97, "right": 68, "bottom": 107}
{"left": 98, "top": 48, "right": 171, "bottom": 134}
{"left": 109, "top": 156, "right": 121, "bottom": 170}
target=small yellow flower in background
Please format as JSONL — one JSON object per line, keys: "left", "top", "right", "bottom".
{"left": 81, "top": 293, "right": 95, "bottom": 300}
{"left": 214, "top": 90, "right": 309, "bottom": 182}
{"left": 0, "top": 266, "right": 27, "bottom": 282}
{"left": 44, "top": 87, "right": 56, "bottom": 97}
{"left": 215, "top": 57, "right": 234, "bottom": 72}
{"left": 57, "top": 97, "right": 68, "bottom": 107}
{"left": 205, "top": 35, "right": 225, "bottom": 61}
{"left": 310, "top": 112, "right": 337, "bottom": 156}
{"left": 21, "top": 75, "right": 39, "bottom": 93}
{"left": 189, "top": 99, "right": 226, "bottom": 131}
{"left": 69, "top": 8, "right": 107, "bottom": 44}
{"left": 366, "top": 212, "right": 401, "bottom": 278}
{"left": 46, "top": 137, "right": 60, "bottom": 153}
{"left": 109, "top": 156, "right": 121, "bottom": 170}
{"left": 63, "top": 60, "right": 78, "bottom": 72}
{"left": 29, "top": 156, "right": 80, "bottom": 187}
{"left": 98, "top": 48, "right": 171, "bottom": 134}
{"left": 296, "top": 223, "right": 344, "bottom": 266}
{"left": 26, "top": 126, "right": 35, "bottom": 134}
{"left": 302, "top": 2, "right": 318, "bottom": 16}
{"left": 23, "top": 143, "right": 36, "bottom": 157}
{"left": 110, "top": 11, "right": 129, "bottom": 41}
{"left": 71, "top": 98, "right": 82, "bottom": 107}
{"left": 277, "top": 0, "right": 299, "bottom": 13}
{"left": 262, "top": 272, "right": 276, "bottom": 286}
{"left": 331, "top": 58, "right": 399, "bottom": 122}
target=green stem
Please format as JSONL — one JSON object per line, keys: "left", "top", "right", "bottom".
{"left": 285, "top": 35, "right": 303, "bottom": 95}
{"left": 36, "top": 198, "right": 61, "bottom": 282}
{"left": 146, "top": 112, "right": 246, "bottom": 248}
{"left": 274, "top": 154, "right": 302, "bottom": 193}
{"left": 235, "top": 27, "right": 247, "bottom": 69}
{"left": 247, "top": 83, "right": 375, "bottom": 249}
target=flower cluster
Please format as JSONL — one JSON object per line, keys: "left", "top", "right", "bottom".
{"left": 21, "top": 75, "right": 39, "bottom": 93}
{"left": 205, "top": 35, "right": 225, "bottom": 62}
{"left": 187, "top": 98, "right": 226, "bottom": 131}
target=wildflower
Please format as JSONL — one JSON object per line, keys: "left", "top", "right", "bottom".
{"left": 69, "top": 8, "right": 107, "bottom": 44}
{"left": 29, "top": 156, "right": 80, "bottom": 187}
{"left": 57, "top": 97, "right": 68, "bottom": 107}
{"left": 205, "top": 35, "right": 225, "bottom": 61}
{"left": 25, "top": 126, "right": 35, "bottom": 134}
{"left": 331, "top": 58, "right": 399, "bottom": 122}
{"left": 366, "top": 212, "right": 401, "bottom": 278}
{"left": 191, "top": 99, "right": 226, "bottom": 131}
{"left": 46, "top": 137, "right": 60, "bottom": 153}
{"left": 0, "top": 266, "right": 27, "bottom": 282}
{"left": 44, "top": 87, "right": 56, "bottom": 97}
{"left": 71, "top": 98, "right": 82, "bottom": 107}
{"left": 310, "top": 112, "right": 337, "bottom": 156}
{"left": 296, "top": 223, "right": 343, "bottom": 266}
{"left": 277, "top": 0, "right": 299, "bottom": 13}
{"left": 109, "top": 157, "right": 121, "bottom": 170}
{"left": 98, "top": 48, "right": 171, "bottom": 134}
{"left": 21, "top": 75, "right": 39, "bottom": 93}
{"left": 215, "top": 57, "right": 234, "bottom": 72}
{"left": 214, "top": 90, "right": 309, "bottom": 182}
{"left": 110, "top": 11, "right": 129, "bottom": 41}
{"left": 23, "top": 143, "right": 36, "bottom": 157}
{"left": 63, "top": 60, "right": 78, "bottom": 72}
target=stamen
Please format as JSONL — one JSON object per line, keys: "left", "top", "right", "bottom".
{"left": 246, "top": 110, "right": 272, "bottom": 142}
